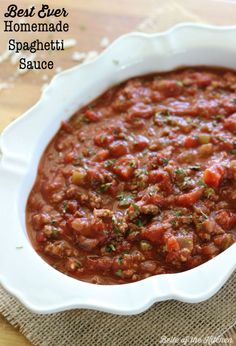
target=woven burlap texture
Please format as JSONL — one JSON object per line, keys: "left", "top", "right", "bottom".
{"left": 0, "top": 272, "right": 236, "bottom": 346}
{"left": 1, "top": 1, "right": 236, "bottom": 345}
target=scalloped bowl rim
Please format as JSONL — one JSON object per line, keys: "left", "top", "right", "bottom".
{"left": 0, "top": 23, "right": 236, "bottom": 315}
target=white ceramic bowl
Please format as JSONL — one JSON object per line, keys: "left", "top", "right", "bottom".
{"left": 1, "top": 23, "right": 236, "bottom": 315}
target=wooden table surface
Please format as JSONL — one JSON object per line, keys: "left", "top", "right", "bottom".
{"left": 1, "top": 0, "right": 236, "bottom": 345}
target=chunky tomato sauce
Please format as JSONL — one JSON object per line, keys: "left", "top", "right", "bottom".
{"left": 26, "top": 67, "right": 236, "bottom": 284}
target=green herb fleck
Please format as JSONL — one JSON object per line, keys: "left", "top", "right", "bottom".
{"left": 215, "top": 114, "right": 224, "bottom": 120}
{"left": 140, "top": 240, "right": 152, "bottom": 251}
{"left": 113, "top": 227, "right": 120, "bottom": 235}
{"left": 198, "top": 179, "right": 207, "bottom": 187}
{"left": 200, "top": 209, "right": 208, "bottom": 219}
{"left": 75, "top": 260, "right": 82, "bottom": 268}
{"left": 175, "top": 168, "right": 185, "bottom": 175}
{"left": 115, "top": 269, "right": 123, "bottom": 277}
{"left": 62, "top": 201, "right": 68, "bottom": 213}
{"left": 100, "top": 134, "right": 106, "bottom": 143}
{"left": 104, "top": 159, "right": 116, "bottom": 167}
{"left": 100, "top": 182, "right": 113, "bottom": 193}
{"left": 16, "top": 246, "right": 23, "bottom": 250}
{"left": 52, "top": 228, "right": 59, "bottom": 237}
{"left": 106, "top": 244, "right": 116, "bottom": 253}
{"left": 132, "top": 203, "right": 140, "bottom": 217}
{"left": 134, "top": 168, "right": 148, "bottom": 177}
{"left": 117, "top": 256, "right": 123, "bottom": 265}
{"left": 160, "top": 157, "right": 169, "bottom": 166}
{"left": 162, "top": 245, "right": 167, "bottom": 252}
{"left": 205, "top": 188, "right": 215, "bottom": 198}
{"left": 136, "top": 219, "right": 144, "bottom": 227}
{"left": 129, "top": 160, "right": 136, "bottom": 167}
{"left": 73, "top": 154, "right": 84, "bottom": 166}
{"left": 181, "top": 176, "right": 192, "bottom": 190}
{"left": 117, "top": 193, "right": 134, "bottom": 207}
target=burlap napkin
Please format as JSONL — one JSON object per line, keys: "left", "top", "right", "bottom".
{"left": 1, "top": 1, "right": 236, "bottom": 345}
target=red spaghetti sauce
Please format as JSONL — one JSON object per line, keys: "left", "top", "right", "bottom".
{"left": 26, "top": 67, "right": 236, "bottom": 284}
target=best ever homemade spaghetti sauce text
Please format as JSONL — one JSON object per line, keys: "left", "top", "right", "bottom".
{"left": 26, "top": 67, "right": 236, "bottom": 284}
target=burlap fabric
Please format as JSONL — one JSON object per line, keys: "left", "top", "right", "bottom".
{"left": 1, "top": 1, "right": 236, "bottom": 345}
{"left": 0, "top": 272, "right": 236, "bottom": 346}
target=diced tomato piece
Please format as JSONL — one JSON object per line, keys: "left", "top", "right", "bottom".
{"left": 175, "top": 187, "right": 204, "bottom": 207}
{"left": 201, "top": 243, "right": 219, "bottom": 257}
{"left": 148, "top": 169, "right": 167, "bottom": 184}
{"left": 128, "top": 102, "right": 155, "bottom": 119}
{"left": 188, "top": 255, "right": 203, "bottom": 268}
{"left": 61, "top": 121, "right": 73, "bottom": 133}
{"left": 67, "top": 200, "right": 78, "bottom": 213}
{"left": 150, "top": 90, "right": 162, "bottom": 102}
{"left": 94, "top": 134, "right": 114, "bottom": 147}
{"left": 148, "top": 170, "right": 163, "bottom": 183}
{"left": 203, "top": 164, "right": 224, "bottom": 188}
{"left": 86, "top": 168, "right": 104, "bottom": 186}
{"left": 114, "top": 241, "right": 132, "bottom": 256}
{"left": 107, "top": 182, "right": 118, "bottom": 196}
{"left": 141, "top": 223, "right": 165, "bottom": 243}
{"left": 214, "top": 234, "right": 233, "bottom": 250}
{"left": 133, "top": 135, "right": 149, "bottom": 151}
{"left": 176, "top": 235, "right": 194, "bottom": 251}
{"left": 203, "top": 219, "right": 224, "bottom": 235}
{"left": 224, "top": 113, "right": 236, "bottom": 133}
{"left": 184, "top": 136, "right": 198, "bottom": 148}
{"left": 148, "top": 169, "right": 173, "bottom": 193}
{"left": 87, "top": 256, "right": 113, "bottom": 271}
{"left": 154, "top": 79, "right": 182, "bottom": 97}
{"left": 109, "top": 140, "right": 129, "bottom": 157}
{"left": 36, "top": 231, "right": 46, "bottom": 243}
{"left": 64, "top": 151, "right": 75, "bottom": 163}
{"left": 32, "top": 213, "right": 50, "bottom": 230}
{"left": 84, "top": 110, "right": 102, "bottom": 122}
{"left": 215, "top": 211, "right": 236, "bottom": 230}
{"left": 166, "top": 236, "right": 180, "bottom": 252}
{"left": 192, "top": 72, "right": 212, "bottom": 87}
{"left": 71, "top": 217, "right": 106, "bottom": 238}
{"left": 93, "top": 219, "right": 107, "bottom": 233}
{"left": 141, "top": 192, "right": 165, "bottom": 206}
{"left": 113, "top": 165, "right": 134, "bottom": 180}
{"left": 147, "top": 153, "right": 170, "bottom": 169}
{"left": 71, "top": 218, "right": 92, "bottom": 237}
{"left": 92, "top": 149, "right": 109, "bottom": 162}
{"left": 77, "top": 235, "right": 100, "bottom": 251}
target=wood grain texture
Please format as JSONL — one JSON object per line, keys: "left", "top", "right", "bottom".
{"left": 0, "top": 315, "right": 31, "bottom": 345}
{"left": 1, "top": 0, "right": 236, "bottom": 345}
{"left": 0, "top": 0, "right": 157, "bottom": 133}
